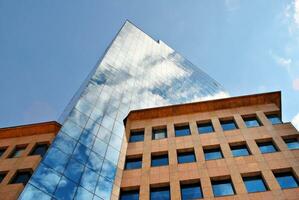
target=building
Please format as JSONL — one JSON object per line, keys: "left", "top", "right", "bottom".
{"left": 18, "top": 21, "right": 228, "bottom": 200}
{"left": 0, "top": 121, "right": 61, "bottom": 200}
{"left": 120, "top": 91, "right": 299, "bottom": 200}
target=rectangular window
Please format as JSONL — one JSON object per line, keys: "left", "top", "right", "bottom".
{"left": 9, "top": 145, "right": 27, "bottom": 158}
{"left": 274, "top": 171, "right": 299, "bottom": 189}
{"left": 10, "top": 170, "right": 32, "bottom": 185}
{"left": 152, "top": 127, "right": 167, "bottom": 140}
{"left": 243, "top": 116, "right": 262, "bottom": 128}
{"left": 30, "top": 144, "right": 49, "bottom": 157}
{"left": 129, "top": 130, "right": 144, "bottom": 142}
{"left": 0, "top": 172, "right": 7, "bottom": 183}
{"left": 150, "top": 186, "right": 170, "bottom": 200}
{"left": 0, "top": 147, "right": 7, "bottom": 158}
{"left": 125, "top": 157, "right": 142, "bottom": 170}
{"left": 177, "top": 150, "right": 196, "bottom": 164}
{"left": 197, "top": 122, "right": 214, "bottom": 134}
{"left": 211, "top": 179, "right": 235, "bottom": 197}
{"left": 266, "top": 114, "right": 282, "bottom": 125}
{"left": 120, "top": 189, "right": 139, "bottom": 200}
{"left": 243, "top": 175, "right": 268, "bottom": 193}
{"left": 257, "top": 140, "right": 278, "bottom": 154}
{"left": 180, "top": 182, "right": 203, "bottom": 199}
{"left": 220, "top": 119, "right": 238, "bottom": 131}
{"left": 151, "top": 154, "right": 169, "bottom": 167}
{"left": 284, "top": 138, "right": 299, "bottom": 150}
{"left": 175, "top": 124, "right": 191, "bottom": 137}
{"left": 204, "top": 147, "right": 223, "bottom": 160}
{"left": 230, "top": 144, "right": 250, "bottom": 157}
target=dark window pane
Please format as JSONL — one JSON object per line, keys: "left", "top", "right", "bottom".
{"left": 220, "top": 120, "right": 238, "bottom": 131}
{"left": 243, "top": 117, "right": 261, "bottom": 128}
{"left": 129, "top": 130, "right": 144, "bottom": 142}
{"left": 178, "top": 151, "right": 196, "bottom": 164}
{"left": 125, "top": 157, "right": 142, "bottom": 170}
{"left": 9, "top": 146, "right": 27, "bottom": 158}
{"left": 266, "top": 114, "right": 282, "bottom": 125}
{"left": 243, "top": 176, "right": 268, "bottom": 193}
{"left": 175, "top": 125, "right": 191, "bottom": 137}
{"left": 152, "top": 154, "right": 169, "bottom": 167}
{"left": 30, "top": 144, "right": 49, "bottom": 157}
{"left": 10, "top": 171, "right": 32, "bottom": 185}
{"left": 181, "top": 183, "right": 203, "bottom": 199}
{"left": 152, "top": 128, "right": 167, "bottom": 140}
{"left": 274, "top": 172, "right": 299, "bottom": 189}
{"left": 120, "top": 190, "right": 139, "bottom": 200}
{"left": 0, "top": 148, "right": 7, "bottom": 158}
{"left": 197, "top": 122, "right": 214, "bottom": 134}
{"left": 257, "top": 141, "right": 278, "bottom": 154}
{"left": 0, "top": 172, "right": 7, "bottom": 183}
{"left": 150, "top": 186, "right": 170, "bottom": 200}
{"left": 212, "top": 179, "right": 235, "bottom": 197}
{"left": 284, "top": 138, "right": 299, "bottom": 150}
{"left": 204, "top": 148, "right": 223, "bottom": 160}
{"left": 231, "top": 145, "right": 250, "bottom": 157}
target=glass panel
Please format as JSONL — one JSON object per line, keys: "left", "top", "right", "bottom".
{"left": 204, "top": 148, "right": 223, "bottom": 160}
{"left": 64, "top": 158, "right": 85, "bottom": 183}
{"left": 243, "top": 176, "right": 268, "bottom": 193}
{"left": 80, "top": 167, "right": 98, "bottom": 193}
{"left": 181, "top": 183, "right": 203, "bottom": 199}
{"left": 129, "top": 130, "right": 144, "bottom": 142}
{"left": 175, "top": 125, "right": 191, "bottom": 137}
{"left": 220, "top": 120, "right": 238, "bottom": 131}
{"left": 178, "top": 151, "right": 196, "bottom": 164}
{"left": 10, "top": 171, "right": 32, "bottom": 185}
{"left": 125, "top": 157, "right": 142, "bottom": 169}
{"left": 231, "top": 145, "right": 250, "bottom": 157}
{"left": 212, "top": 179, "right": 235, "bottom": 197}
{"left": 42, "top": 147, "right": 69, "bottom": 174}
{"left": 74, "top": 186, "right": 93, "bottom": 200}
{"left": 95, "top": 176, "right": 113, "bottom": 200}
{"left": 30, "top": 144, "right": 48, "bottom": 157}
{"left": 267, "top": 114, "right": 282, "bottom": 125}
{"left": 120, "top": 190, "right": 139, "bottom": 200}
{"left": 150, "top": 186, "right": 170, "bottom": 200}
{"left": 243, "top": 117, "right": 261, "bottom": 128}
{"left": 275, "top": 172, "right": 299, "bottom": 189}
{"left": 284, "top": 138, "right": 299, "bottom": 150}
{"left": 9, "top": 146, "right": 26, "bottom": 158}
{"left": 153, "top": 128, "right": 167, "bottom": 140}
{"left": 151, "top": 154, "right": 169, "bottom": 167}
{"left": 54, "top": 176, "right": 77, "bottom": 200}
{"left": 258, "top": 141, "right": 278, "bottom": 154}
{"left": 197, "top": 122, "right": 214, "bottom": 134}
{"left": 19, "top": 184, "right": 52, "bottom": 200}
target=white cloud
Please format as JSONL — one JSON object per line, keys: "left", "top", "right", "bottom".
{"left": 269, "top": 50, "right": 292, "bottom": 69}
{"left": 293, "top": 78, "right": 299, "bottom": 91}
{"left": 292, "top": 113, "right": 299, "bottom": 130}
{"left": 295, "top": 0, "right": 299, "bottom": 26}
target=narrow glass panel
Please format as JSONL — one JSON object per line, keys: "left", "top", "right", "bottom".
{"left": 181, "top": 183, "right": 203, "bottom": 199}
{"left": 30, "top": 144, "right": 48, "bottom": 157}
{"left": 266, "top": 114, "right": 282, "bottom": 125}
{"left": 177, "top": 151, "right": 196, "bottom": 164}
{"left": 125, "top": 157, "right": 142, "bottom": 169}
{"left": 284, "top": 138, "right": 299, "bottom": 150}
{"left": 129, "top": 130, "right": 144, "bottom": 142}
{"left": 220, "top": 120, "right": 238, "bottom": 131}
{"left": 212, "top": 179, "right": 235, "bottom": 197}
{"left": 175, "top": 125, "right": 191, "bottom": 137}
{"left": 243, "top": 176, "right": 268, "bottom": 193}
{"left": 150, "top": 186, "right": 170, "bottom": 200}
{"left": 197, "top": 122, "right": 214, "bottom": 134}
{"left": 274, "top": 172, "right": 299, "bottom": 189}
{"left": 243, "top": 117, "right": 261, "bottom": 128}
{"left": 151, "top": 154, "right": 169, "bottom": 167}
{"left": 231, "top": 145, "right": 250, "bottom": 157}
{"left": 204, "top": 148, "right": 223, "bottom": 160}
{"left": 54, "top": 176, "right": 77, "bottom": 200}
{"left": 257, "top": 141, "right": 278, "bottom": 154}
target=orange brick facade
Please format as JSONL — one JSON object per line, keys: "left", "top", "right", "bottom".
{"left": 0, "top": 121, "right": 61, "bottom": 200}
{"left": 117, "top": 92, "right": 299, "bottom": 200}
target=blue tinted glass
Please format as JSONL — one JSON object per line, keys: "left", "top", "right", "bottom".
{"left": 212, "top": 180, "right": 235, "bottom": 197}
{"left": 151, "top": 187, "right": 170, "bottom": 200}
{"left": 231, "top": 145, "right": 250, "bottom": 157}
{"left": 19, "top": 184, "right": 52, "bottom": 200}
{"left": 95, "top": 176, "right": 113, "bottom": 199}
{"left": 42, "top": 147, "right": 69, "bottom": 174}
{"left": 221, "top": 120, "right": 237, "bottom": 131}
{"left": 101, "top": 159, "right": 117, "bottom": 181}
{"left": 125, "top": 157, "right": 142, "bottom": 169}
{"left": 64, "top": 158, "right": 84, "bottom": 183}
{"left": 72, "top": 143, "right": 90, "bottom": 165}
{"left": 129, "top": 130, "right": 144, "bottom": 142}
{"left": 74, "top": 186, "right": 93, "bottom": 200}
{"left": 86, "top": 151, "right": 103, "bottom": 173}
{"left": 285, "top": 139, "right": 299, "bottom": 150}
{"left": 178, "top": 151, "right": 196, "bottom": 164}
{"left": 204, "top": 148, "right": 223, "bottom": 160}
{"left": 181, "top": 183, "right": 203, "bottom": 199}
{"left": 175, "top": 125, "right": 191, "bottom": 137}
{"left": 197, "top": 122, "right": 214, "bottom": 134}
{"left": 80, "top": 167, "right": 98, "bottom": 193}
{"left": 275, "top": 172, "right": 299, "bottom": 189}
{"left": 267, "top": 115, "right": 282, "bottom": 125}
{"left": 54, "top": 176, "right": 77, "bottom": 200}
{"left": 258, "top": 142, "right": 278, "bottom": 153}
{"left": 243, "top": 176, "right": 268, "bottom": 193}
{"left": 151, "top": 154, "right": 169, "bottom": 167}
{"left": 52, "top": 132, "right": 77, "bottom": 155}
{"left": 244, "top": 117, "right": 261, "bottom": 128}
{"left": 120, "top": 190, "right": 139, "bottom": 200}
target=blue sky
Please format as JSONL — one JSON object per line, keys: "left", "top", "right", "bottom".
{"left": 0, "top": 0, "right": 298, "bottom": 129}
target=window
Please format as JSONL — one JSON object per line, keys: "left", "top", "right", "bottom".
{"left": 129, "top": 130, "right": 144, "bottom": 142}
{"left": 10, "top": 170, "right": 32, "bottom": 185}
{"left": 181, "top": 182, "right": 203, "bottom": 199}
{"left": 0, "top": 147, "right": 7, "bottom": 158}
{"left": 125, "top": 157, "right": 142, "bottom": 170}
{"left": 177, "top": 150, "right": 196, "bottom": 164}
{"left": 151, "top": 154, "right": 169, "bottom": 167}
{"left": 152, "top": 127, "right": 167, "bottom": 140}
{"left": 204, "top": 147, "right": 223, "bottom": 160}
{"left": 230, "top": 144, "right": 250, "bottom": 157}
{"left": 257, "top": 141, "right": 278, "bottom": 154}
{"left": 243, "top": 116, "right": 262, "bottom": 128}
{"left": 243, "top": 175, "right": 268, "bottom": 193}
{"left": 175, "top": 124, "right": 191, "bottom": 137}
{"left": 120, "top": 189, "right": 139, "bottom": 200}
{"left": 266, "top": 114, "right": 282, "bottom": 125}
{"left": 220, "top": 119, "right": 238, "bottom": 131}
{"left": 9, "top": 145, "right": 27, "bottom": 158}
{"left": 284, "top": 138, "right": 299, "bottom": 150}
{"left": 197, "top": 122, "right": 214, "bottom": 134}
{"left": 150, "top": 186, "right": 170, "bottom": 200}
{"left": 274, "top": 171, "right": 299, "bottom": 189}
{"left": 211, "top": 179, "right": 235, "bottom": 197}
{"left": 0, "top": 172, "right": 7, "bottom": 183}
{"left": 30, "top": 144, "right": 49, "bottom": 157}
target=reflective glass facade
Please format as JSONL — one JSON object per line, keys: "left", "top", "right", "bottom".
{"left": 19, "top": 21, "right": 227, "bottom": 199}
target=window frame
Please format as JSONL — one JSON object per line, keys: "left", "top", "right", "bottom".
{"left": 242, "top": 174, "right": 269, "bottom": 193}
{"left": 177, "top": 149, "right": 196, "bottom": 164}
{"left": 119, "top": 189, "right": 140, "bottom": 200}
{"left": 273, "top": 170, "right": 299, "bottom": 189}
{"left": 151, "top": 153, "right": 169, "bottom": 167}
{"left": 150, "top": 185, "right": 171, "bottom": 200}
{"left": 242, "top": 115, "right": 262, "bottom": 128}
{"left": 203, "top": 146, "right": 224, "bottom": 161}
{"left": 220, "top": 119, "right": 238, "bottom": 131}
{"left": 211, "top": 178, "right": 236, "bottom": 197}
{"left": 10, "top": 170, "right": 32, "bottom": 185}
{"left": 152, "top": 127, "right": 167, "bottom": 140}
{"left": 266, "top": 113, "right": 282, "bottom": 125}
{"left": 124, "top": 156, "right": 143, "bottom": 170}
{"left": 129, "top": 129, "right": 145, "bottom": 143}
{"left": 180, "top": 181, "right": 203, "bottom": 200}
{"left": 197, "top": 121, "right": 214, "bottom": 134}
{"left": 230, "top": 143, "right": 251, "bottom": 157}
{"left": 8, "top": 145, "right": 28, "bottom": 158}
{"left": 283, "top": 137, "right": 299, "bottom": 150}
{"left": 256, "top": 140, "right": 279, "bottom": 154}
{"left": 174, "top": 123, "right": 191, "bottom": 137}
{"left": 29, "top": 143, "right": 49, "bottom": 157}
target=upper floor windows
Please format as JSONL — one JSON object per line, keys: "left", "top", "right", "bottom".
{"left": 129, "top": 130, "right": 144, "bottom": 142}
{"left": 30, "top": 143, "right": 49, "bottom": 157}
{"left": 177, "top": 149, "right": 196, "bottom": 164}
{"left": 9, "top": 145, "right": 27, "bottom": 158}
{"left": 266, "top": 114, "right": 282, "bottom": 125}
{"left": 180, "top": 182, "right": 203, "bottom": 200}
{"left": 150, "top": 186, "right": 170, "bottom": 200}
{"left": 0, "top": 172, "right": 7, "bottom": 183}
{"left": 211, "top": 178, "right": 235, "bottom": 197}
{"left": 151, "top": 153, "right": 169, "bottom": 167}
{"left": 197, "top": 121, "right": 214, "bottom": 134}
{"left": 0, "top": 147, "right": 7, "bottom": 158}
{"left": 220, "top": 119, "right": 238, "bottom": 131}
{"left": 243, "top": 175, "right": 268, "bottom": 193}
{"left": 256, "top": 140, "right": 278, "bottom": 154}
{"left": 243, "top": 116, "right": 262, "bottom": 128}
{"left": 204, "top": 147, "right": 223, "bottom": 161}
{"left": 230, "top": 143, "right": 251, "bottom": 157}
{"left": 274, "top": 171, "right": 299, "bottom": 189}
{"left": 283, "top": 138, "right": 299, "bottom": 150}
{"left": 10, "top": 170, "right": 32, "bottom": 185}
{"left": 152, "top": 127, "right": 167, "bottom": 140}
{"left": 175, "top": 124, "right": 191, "bottom": 137}
{"left": 120, "top": 189, "right": 139, "bottom": 200}
{"left": 125, "top": 156, "right": 142, "bottom": 170}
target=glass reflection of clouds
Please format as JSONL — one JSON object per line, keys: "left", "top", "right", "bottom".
{"left": 19, "top": 21, "right": 228, "bottom": 199}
